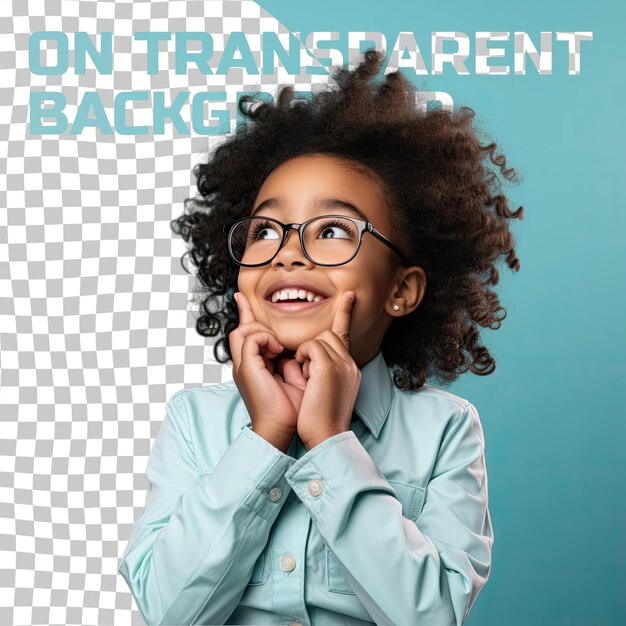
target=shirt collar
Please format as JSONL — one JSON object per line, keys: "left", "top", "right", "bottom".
{"left": 238, "top": 348, "right": 395, "bottom": 440}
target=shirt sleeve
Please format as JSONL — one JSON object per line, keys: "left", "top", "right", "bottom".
{"left": 117, "top": 390, "right": 298, "bottom": 625}
{"left": 283, "top": 402, "right": 494, "bottom": 626}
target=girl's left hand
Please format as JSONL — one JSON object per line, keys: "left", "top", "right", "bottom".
{"left": 294, "top": 291, "right": 361, "bottom": 450}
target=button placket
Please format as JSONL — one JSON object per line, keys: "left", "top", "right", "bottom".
{"left": 271, "top": 502, "right": 311, "bottom": 624}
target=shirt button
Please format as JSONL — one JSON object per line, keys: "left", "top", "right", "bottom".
{"left": 268, "top": 487, "right": 282, "bottom": 502}
{"left": 307, "top": 479, "right": 323, "bottom": 497}
{"left": 280, "top": 555, "right": 296, "bottom": 572}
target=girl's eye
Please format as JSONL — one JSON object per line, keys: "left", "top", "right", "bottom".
{"left": 248, "top": 218, "right": 357, "bottom": 241}
{"left": 317, "top": 218, "right": 357, "bottom": 240}
{"left": 249, "top": 219, "right": 280, "bottom": 240}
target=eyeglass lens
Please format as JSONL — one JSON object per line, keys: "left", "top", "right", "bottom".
{"left": 229, "top": 216, "right": 360, "bottom": 265}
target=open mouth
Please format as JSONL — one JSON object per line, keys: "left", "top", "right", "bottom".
{"left": 265, "top": 286, "right": 332, "bottom": 312}
{"left": 265, "top": 297, "right": 330, "bottom": 312}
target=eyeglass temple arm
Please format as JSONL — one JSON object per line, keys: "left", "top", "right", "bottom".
{"left": 367, "top": 224, "right": 413, "bottom": 266}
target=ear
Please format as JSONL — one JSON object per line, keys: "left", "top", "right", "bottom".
{"left": 391, "top": 265, "right": 427, "bottom": 314}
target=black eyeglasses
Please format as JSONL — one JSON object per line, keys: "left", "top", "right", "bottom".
{"left": 222, "top": 214, "right": 412, "bottom": 267}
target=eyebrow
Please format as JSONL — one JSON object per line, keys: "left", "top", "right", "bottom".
{"left": 251, "top": 197, "right": 370, "bottom": 223}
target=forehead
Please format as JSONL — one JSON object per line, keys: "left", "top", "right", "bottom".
{"left": 253, "top": 153, "right": 391, "bottom": 229}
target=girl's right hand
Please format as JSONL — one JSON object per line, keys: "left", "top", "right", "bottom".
{"left": 229, "top": 291, "right": 303, "bottom": 448}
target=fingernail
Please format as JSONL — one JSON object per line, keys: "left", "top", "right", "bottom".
{"left": 348, "top": 292, "right": 355, "bottom": 303}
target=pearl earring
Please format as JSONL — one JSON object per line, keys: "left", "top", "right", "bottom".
{"left": 393, "top": 304, "right": 400, "bottom": 311}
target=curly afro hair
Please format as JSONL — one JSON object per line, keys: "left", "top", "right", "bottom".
{"left": 170, "top": 48, "right": 524, "bottom": 392}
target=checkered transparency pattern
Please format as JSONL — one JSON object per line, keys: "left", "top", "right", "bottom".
{"left": 0, "top": 0, "right": 370, "bottom": 624}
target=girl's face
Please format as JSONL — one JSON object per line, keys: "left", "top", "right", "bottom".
{"left": 237, "top": 153, "right": 425, "bottom": 369}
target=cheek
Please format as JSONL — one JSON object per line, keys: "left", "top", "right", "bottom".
{"left": 236, "top": 272, "right": 262, "bottom": 301}
{"left": 352, "top": 287, "right": 389, "bottom": 326}
{"left": 355, "top": 283, "right": 385, "bottom": 309}
{"left": 342, "top": 296, "right": 368, "bottom": 333}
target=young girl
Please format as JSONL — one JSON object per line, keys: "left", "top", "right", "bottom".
{"left": 118, "top": 49, "right": 523, "bottom": 626}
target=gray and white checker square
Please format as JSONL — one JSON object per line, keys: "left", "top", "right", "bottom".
{"left": 0, "top": 1, "right": 386, "bottom": 624}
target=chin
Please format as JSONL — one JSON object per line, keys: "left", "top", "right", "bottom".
{"left": 270, "top": 329, "right": 319, "bottom": 355}
{"left": 272, "top": 339, "right": 300, "bottom": 357}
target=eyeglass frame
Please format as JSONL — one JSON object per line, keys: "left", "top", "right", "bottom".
{"left": 222, "top": 214, "right": 413, "bottom": 268}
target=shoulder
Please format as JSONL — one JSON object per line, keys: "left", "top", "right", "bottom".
{"left": 167, "top": 380, "right": 238, "bottom": 407}
{"left": 402, "top": 384, "right": 471, "bottom": 409}
{"left": 166, "top": 380, "right": 241, "bottom": 426}
{"left": 388, "top": 382, "right": 483, "bottom": 450}
{"left": 386, "top": 385, "right": 487, "bottom": 483}
{"left": 392, "top": 382, "right": 475, "bottom": 423}
{"left": 164, "top": 381, "right": 246, "bottom": 473}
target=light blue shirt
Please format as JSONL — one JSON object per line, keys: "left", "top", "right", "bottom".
{"left": 118, "top": 349, "right": 494, "bottom": 625}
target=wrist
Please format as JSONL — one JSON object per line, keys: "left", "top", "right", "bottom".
{"left": 251, "top": 424, "right": 295, "bottom": 454}
{"left": 304, "top": 430, "right": 343, "bottom": 451}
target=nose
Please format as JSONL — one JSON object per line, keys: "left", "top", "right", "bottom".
{"left": 271, "top": 227, "right": 310, "bottom": 265}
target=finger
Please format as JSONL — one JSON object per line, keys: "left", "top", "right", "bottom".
{"left": 276, "top": 355, "right": 308, "bottom": 388}
{"left": 331, "top": 291, "right": 355, "bottom": 351}
{"left": 295, "top": 339, "right": 333, "bottom": 370}
{"left": 232, "top": 292, "right": 279, "bottom": 367}
{"left": 241, "top": 330, "right": 284, "bottom": 370}
{"left": 230, "top": 292, "right": 250, "bottom": 367}
{"left": 295, "top": 339, "right": 341, "bottom": 382}
{"left": 234, "top": 291, "right": 256, "bottom": 325}
{"left": 312, "top": 329, "right": 351, "bottom": 362}
{"left": 275, "top": 356, "right": 301, "bottom": 379}
{"left": 274, "top": 373, "right": 304, "bottom": 413}
{"left": 230, "top": 319, "right": 280, "bottom": 370}
{"left": 315, "top": 338, "right": 343, "bottom": 366}
{"left": 281, "top": 358, "right": 308, "bottom": 390}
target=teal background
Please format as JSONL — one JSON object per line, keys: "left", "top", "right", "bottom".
{"left": 257, "top": 1, "right": 625, "bottom": 624}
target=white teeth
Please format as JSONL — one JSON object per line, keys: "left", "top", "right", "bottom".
{"left": 270, "top": 288, "right": 326, "bottom": 303}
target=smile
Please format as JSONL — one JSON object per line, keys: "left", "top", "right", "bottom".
{"left": 265, "top": 298, "right": 330, "bottom": 312}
